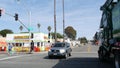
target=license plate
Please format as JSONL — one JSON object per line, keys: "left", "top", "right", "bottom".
{"left": 53, "top": 53, "right": 57, "bottom": 55}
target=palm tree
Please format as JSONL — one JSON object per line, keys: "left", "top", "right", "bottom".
{"left": 37, "top": 23, "right": 41, "bottom": 32}
{"left": 47, "top": 26, "right": 51, "bottom": 32}
{"left": 19, "top": 25, "right": 23, "bottom": 33}
{"left": 47, "top": 26, "right": 52, "bottom": 39}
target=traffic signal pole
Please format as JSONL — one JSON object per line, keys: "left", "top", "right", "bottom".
{"left": 18, "top": 19, "right": 29, "bottom": 31}
{"left": 16, "top": 0, "right": 32, "bottom": 53}
{"left": 4, "top": 12, "right": 29, "bottom": 31}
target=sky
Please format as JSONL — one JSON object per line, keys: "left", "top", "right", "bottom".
{"left": 0, "top": 0, "right": 106, "bottom": 40}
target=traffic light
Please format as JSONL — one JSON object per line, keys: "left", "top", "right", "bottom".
{"left": 48, "top": 33, "right": 50, "bottom": 39}
{"left": 0, "top": 9, "right": 2, "bottom": 17}
{"left": 31, "top": 33, "right": 34, "bottom": 38}
{"left": 14, "top": 13, "right": 18, "bottom": 21}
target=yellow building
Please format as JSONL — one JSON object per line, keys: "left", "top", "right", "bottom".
{"left": 6, "top": 33, "right": 52, "bottom": 52}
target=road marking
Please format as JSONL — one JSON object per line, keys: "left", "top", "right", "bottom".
{"left": 0, "top": 52, "right": 48, "bottom": 61}
{"left": 87, "top": 45, "right": 91, "bottom": 52}
{"left": 0, "top": 55, "right": 24, "bottom": 61}
{"left": 72, "top": 52, "right": 97, "bottom": 53}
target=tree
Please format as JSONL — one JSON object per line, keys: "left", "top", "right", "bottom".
{"left": 79, "top": 37, "right": 88, "bottom": 45}
{"left": 47, "top": 26, "right": 52, "bottom": 32}
{"left": 19, "top": 25, "right": 23, "bottom": 32}
{"left": 0, "top": 29, "right": 13, "bottom": 37}
{"left": 65, "top": 26, "right": 76, "bottom": 40}
{"left": 37, "top": 23, "right": 41, "bottom": 32}
{"left": 57, "top": 33, "right": 63, "bottom": 38}
{"left": 51, "top": 32, "right": 63, "bottom": 39}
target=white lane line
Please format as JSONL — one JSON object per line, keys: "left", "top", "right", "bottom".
{"left": 72, "top": 52, "right": 97, "bottom": 53}
{"left": 0, "top": 52, "right": 48, "bottom": 61}
{"left": 0, "top": 55, "right": 25, "bottom": 61}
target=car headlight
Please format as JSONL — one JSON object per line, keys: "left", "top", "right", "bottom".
{"left": 48, "top": 49, "right": 51, "bottom": 52}
{"left": 60, "top": 49, "right": 65, "bottom": 53}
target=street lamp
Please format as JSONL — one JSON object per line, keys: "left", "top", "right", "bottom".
{"left": 16, "top": 0, "right": 32, "bottom": 53}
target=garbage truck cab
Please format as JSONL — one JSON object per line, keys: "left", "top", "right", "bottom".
{"left": 98, "top": 0, "right": 120, "bottom": 64}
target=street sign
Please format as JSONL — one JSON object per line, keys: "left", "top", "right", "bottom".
{"left": 28, "top": 27, "right": 33, "bottom": 31}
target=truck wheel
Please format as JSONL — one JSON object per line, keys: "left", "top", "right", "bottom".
{"left": 98, "top": 49, "right": 105, "bottom": 61}
{"left": 48, "top": 56, "right": 52, "bottom": 59}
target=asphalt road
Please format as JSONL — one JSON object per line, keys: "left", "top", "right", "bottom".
{"left": 0, "top": 44, "right": 115, "bottom": 68}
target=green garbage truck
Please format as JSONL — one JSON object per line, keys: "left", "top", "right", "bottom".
{"left": 98, "top": 0, "right": 120, "bottom": 68}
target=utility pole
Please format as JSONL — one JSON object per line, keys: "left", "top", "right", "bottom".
{"left": 54, "top": 0, "right": 57, "bottom": 42}
{"left": 62, "top": 0, "right": 65, "bottom": 42}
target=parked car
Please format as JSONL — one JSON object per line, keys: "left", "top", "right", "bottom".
{"left": 48, "top": 42, "right": 72, "bottom": 58}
